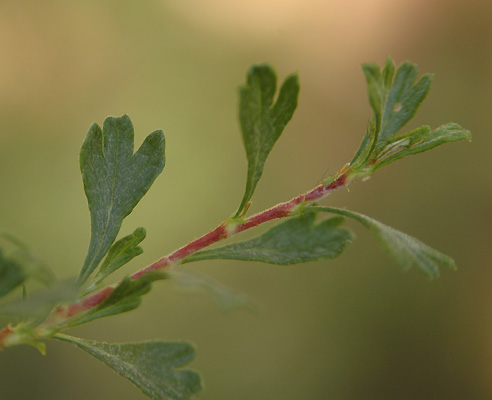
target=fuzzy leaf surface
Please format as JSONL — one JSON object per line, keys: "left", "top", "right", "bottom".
{"left": 311, "top": 207, "right": 456, "bottom": 277}
{"left": 93, "top": 227, "right": 146, "bottom": 285}
{"left": 55, "top": 334, "right": 202, "bottom": 400}
{"left": 78, "top": 115, "right": 165, "bottom": 284}
{"left": 184, "top": 213, "right": 354, "bottom": 264}
{"left": 236, "top": 64, "right": 299, "bottom": 216}
{"left": 68, "top": 272, "right": 167, "bottom": 327}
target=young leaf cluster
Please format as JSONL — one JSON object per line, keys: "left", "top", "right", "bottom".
{"left": 0, "top": 57, "right": 470, "bottom": 400}
{"left": 350, "top": 57, "right": 470, "bottom": 176}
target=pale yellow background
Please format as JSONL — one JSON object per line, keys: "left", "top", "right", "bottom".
{"left": 0, "top": 1, "right": 490, "bottom": 399}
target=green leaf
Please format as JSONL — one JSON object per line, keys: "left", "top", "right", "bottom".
{"left": 0, "top": 249, "right": 26, "bottom": 299}
{"left": 78, "top": 115, "right": 165, "bottom": 284}
{"left": 183, "top": 212, "right": 354, "bottom": 265}
{"left": 235, "top": 64, "right": 299, "bottom": 216}
{"left": 167, "top": 269, "right": 257, "bottom": 311}
{"left": 373, "top": 122, "right": 471, "bottom": 170}
{"left": 379, "top": 60, "right": 433, "bottom": 141}
{"left": 310, "top": 206, "right": 456, "bottom": 278}
{"left": 55, "top": 334, "right": 202, "bottom": 400}
{"left": 92, "top": 227, "right": 146, "bottom": 285}
{"left": 68, "top": 272, "right": 167, "bottom": 327}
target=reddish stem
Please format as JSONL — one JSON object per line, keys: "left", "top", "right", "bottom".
{"left": 236, "top": 174, "right": 347, "bottom": 233}
{"left": 131, "top": 224, "right": 229, "bottom": 279}
{"left": 17, "top": 171, "right": 350, "bottom": 329}
{"left": 67, "top": 287, "right": 115, "bottom": 317}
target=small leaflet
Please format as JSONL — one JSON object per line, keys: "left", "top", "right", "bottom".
{"left": 93, "top": 227, "right": 146, "bottom": 285}
{"left": 373, "top": 123, "right": 471, "bottom": 170}
{"left": 68, "top": 272, "right": 167, "bottom": 327}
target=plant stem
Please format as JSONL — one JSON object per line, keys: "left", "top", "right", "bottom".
{"left": 0, "top": 168, "right": 352, "bottom": 347}
{"left": 68, "top": 170, "right": 350, "bottom": 316}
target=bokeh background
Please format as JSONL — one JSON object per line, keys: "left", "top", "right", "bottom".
{"left": 0, "top": 0, "right": 490, "bottom": 399}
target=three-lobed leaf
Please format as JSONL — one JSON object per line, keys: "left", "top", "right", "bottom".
{"left": 235, "top": 65, "right": 299, "bottom": 216}
{"left": 78, "top": 115, "right": 165, "bottom": 284}
{"left": 310, "top": 206, "right": 456, "bottom": 277}
{"left": 55, "top": 334, "right": 202, "bottom": 400}
{"left": 184, "top": 212, "right": 354, "bottom": 265}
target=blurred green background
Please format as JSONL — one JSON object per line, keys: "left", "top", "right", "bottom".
{"left": 0, "top": 0, "right": 490, "bottom": 399}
